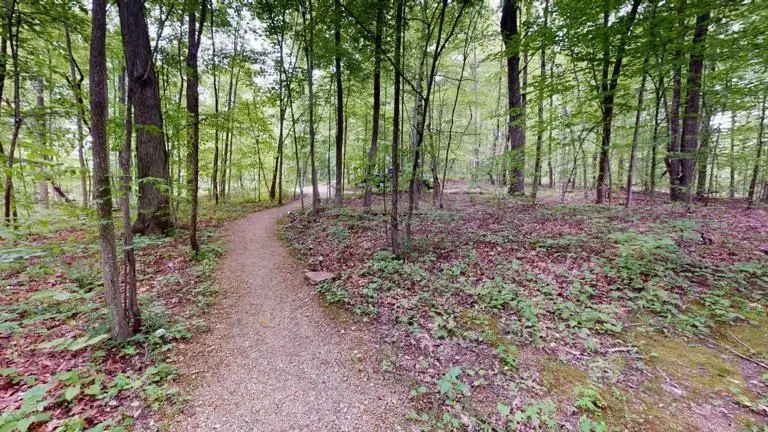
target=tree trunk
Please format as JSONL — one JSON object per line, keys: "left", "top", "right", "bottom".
{"left": 729, "top": 109, "right": 736, "bottom": 198}
{"left": 270, "top": 35, "right": 287, "bottom": 203}
{"left": 4, "top": 0, "right": 20, "bottom": 225}
{"left": 650, "top": 70, "right": 664, "bottom": 205}
{"left": 119, "top": 67, "right": 140, "bottom": 334}
{"left": 391, "top": 0, "right": 403, "bottom": 255}
{"left": 501, "top": 0, "right": 524, "bottom": 195}
{"left": 363, "top": 1, "right": 383, "bottom": 211}
{"left": 91, "top": 0, "right": 131, "bottom": 340}
{"left": 65, "top": 23, "right": 88, "bottom": 207}
{"left": 301, "top": 0, "right": 320, "bottom": 213}
{"left": 667, "top": 0, "right": 686, "bottom": 201}
{"left": 186, "top": 1, "right": 206, "bottom": 253}
{"left": 210, "top": 8, "right": 220, "bottom": 204}
{"left": 532, "top": 0, "right": 549, "bottom": 203}
{"left": 747, "top": 95, "right": 766, "bottom": 208}
{"left": 334, "top": 0, "right": 344, "bottom": 206}
{"left": 36, "top": 79, "right": 49, "bottom": 209}
{"left": 595, "top": 0, "right": 641, "bottom": 204}
{"left": 118, "top": 0, "right": 172, "bottom": 235}
{"left": 547, "top": 52, "right": 555, "bottom": 188}
{"left": 625, "top": 55, "right": 649, "bottom": 207}
{"left": 677, "top": 11, "right": 710, "bottom": 202}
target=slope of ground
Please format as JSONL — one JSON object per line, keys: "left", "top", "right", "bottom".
{"left": 280, "top": 184, "right": 768, "bottom": 431}
{"left": 0, "top": 198, "right": 274, "bottom": 431}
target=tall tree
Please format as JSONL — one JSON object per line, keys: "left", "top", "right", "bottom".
{"left": 119, "top": 67, "right": 140, "bottom": 334}
{"left": 64, "top": 23, "right": 88, "bottom": 207}
{"left": 91, "top": 0, "right": 131, "bottom": 340}
{"left": 186, "top": 0, "right": 207, "bottom": 252}
{"left": 3, "top": 0, "right": 20, "bottom": 225}
{"left": 747, "top": 95, "right": 766, "bottom": 208}
{"left": 594, "top": 0, "right": 642, "bottom": 203}
{"left": 118, "top": 0, "right": 172, "bottom": 235}
{"left": 333, "top": 0, "right": 344, "bottom": 206}
{"left": 391, "top": 0, "right": 403, "bottom": 255}
{"left": 501, "top": 0, "right": 524, "bottom": 195}
{"left": 676, "top": 10, "right": 710, "bottom": 202}
{"left": 363, "top": 0, "right": 383, "bottom": 212}
{"left": 532, "top": 0, "right": 550, "bottom": 203}
{"left": 301, "top": 0, "right": 320, "bottom": 213}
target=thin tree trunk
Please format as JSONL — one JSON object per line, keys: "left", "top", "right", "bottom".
{"left": 186, "top": 1, "right": 207, "bottom": 253}
{"left": 362, "top": 0, "right": 382, "bottom": 211}
{"left": 391, "top": 0, "right": 403, "bottom": 255}
{"left": 4, "top": 0, "right": 20, "bottom": 225}
{"left": 439, "top": 18, "right": 473, "bottom": 209}
{"left": 595, "top": 0, "right": 642, "bottom": 203}
{"left": 334, "top": 0, "right": 344, "bottom": 205}
{"left": 91, "top": 0, "right": 130, "bottom": 340}
{"left": 532, "top": 0, "right": 549, "bottom": 203}
{"left": 547, "top": 51, "right": 555, "bottom": 188}
{"left": 210, "top": 7, "right": 220, "bottom": 204}
{"left": 626, "top": 56, "right": 649, "bottom": 207}
{"left": 36, "top": 79, "right": 49, "bottom": 209}
{"left": 747, "top": 95, "right": 766, "bottom": 208}
{"left": 301, "top": 0, "right": 320, "bottom": 213}
{"left": 650, "top": 70, "right": 664, "bottom": 205}
{"left": 65, "top": 23, "right": 88, "bottom": 207}
{"left": 119, "top": 66, "right": 140, "bottom": 334}
{"left": 729, "top": 108, "right": 736, "bottom": 198}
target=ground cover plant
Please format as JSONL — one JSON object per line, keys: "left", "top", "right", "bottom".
{"left": 281, "top": 185, "right": 768, "bottom": 431}
{"left": 0, "top": 197, "right": 274, "bottom": 431}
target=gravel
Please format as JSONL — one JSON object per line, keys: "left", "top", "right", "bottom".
{"left": 172, "top": 200, "right": 410, "bottom": 432}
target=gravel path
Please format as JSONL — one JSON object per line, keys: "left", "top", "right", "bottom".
{"left": 173, "top": 200, "right": 409, "bottom": 431}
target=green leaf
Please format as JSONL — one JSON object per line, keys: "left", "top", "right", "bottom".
{"left": 497, "top": 402, "right": 511, "bottom": 416}
{"left": 68, "top": 334, "right": 109, "bottom": 351}
{"left": 36, "top": 337, "right": 70, "bottom": 350}
{"left": 64, "top": 384, "right": 81, "bottom": 401}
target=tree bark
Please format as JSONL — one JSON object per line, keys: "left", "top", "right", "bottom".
{"left": 210, "top": 7, "right": 220, "bottom": 204}
{"left": 186, "top": 1, "right": 206, "bottom": 253}
{"left": 747, "top": 95, "right": 766, "bottom": 208}
{"left": 532, "top": 0, "right": 549, "bottom": 203}
{"left": 501, "top": 0, "right": 524, "bottom": 195}
{"left": 91, "top": 0, "right": 131, "bottom": 340}
{"left": 626, "top": 56, "right": 649, "bottom": 207}
{"left": 119, "top": 67, "right": 140, "bottom": 334}
{"left": 391, "top": 0, "right": 403, "bottom": 255}
{"left": 118, "top": 0, "right": 172, "bottom": 235}
{"left": 363, "top": 1, "right": 383, "bottom": 211}
{"left": 677, "top": 11, "right": 710, "bottom": 202}
{"left": 4, "top": 0, "right": 20, "bottom": 225}
{"left": 301, "top": 0, "right": 320, "bottom": 213}
{"left": 334, "top": 0, "right": 344, "bottom": 206}
{"left": 595, "top": 0, "right": 642, "bottom": 204}
{"left": 65, "top": 23, "right": 88, "bottom": 207}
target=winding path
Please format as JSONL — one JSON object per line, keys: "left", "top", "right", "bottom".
{"left": 173, "top": 199, "right": 408, "bottom": 432}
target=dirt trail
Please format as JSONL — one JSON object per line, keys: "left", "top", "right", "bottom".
{"left": 173, "top": 200, "right": 408, "bottom": 431}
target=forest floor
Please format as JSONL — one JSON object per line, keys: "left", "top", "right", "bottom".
{"left": 0, "top": 197, "right": 279, "bottom": 431}
{"left": 280, "top": 181, "right": 768, "bottom": 431}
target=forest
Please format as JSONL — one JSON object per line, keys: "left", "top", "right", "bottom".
{"left": 1, "top": 0, "right": 767, "bottom": 430}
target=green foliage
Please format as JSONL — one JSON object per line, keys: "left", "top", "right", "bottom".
{"left": 316, "top": 282, "right": 350, "bottom": 304}
{"left": 436, "top": 366, "right": 470, "bottom": 402}
{"left": 572, "top": 385, "right": 606, "bottom": 413}
{"left": 606, "top": 231, "right": 689, "bottom": 288}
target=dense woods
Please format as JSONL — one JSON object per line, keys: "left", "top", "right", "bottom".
{"left": 1, "top": 0, "right": 768, "bottom": 429}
